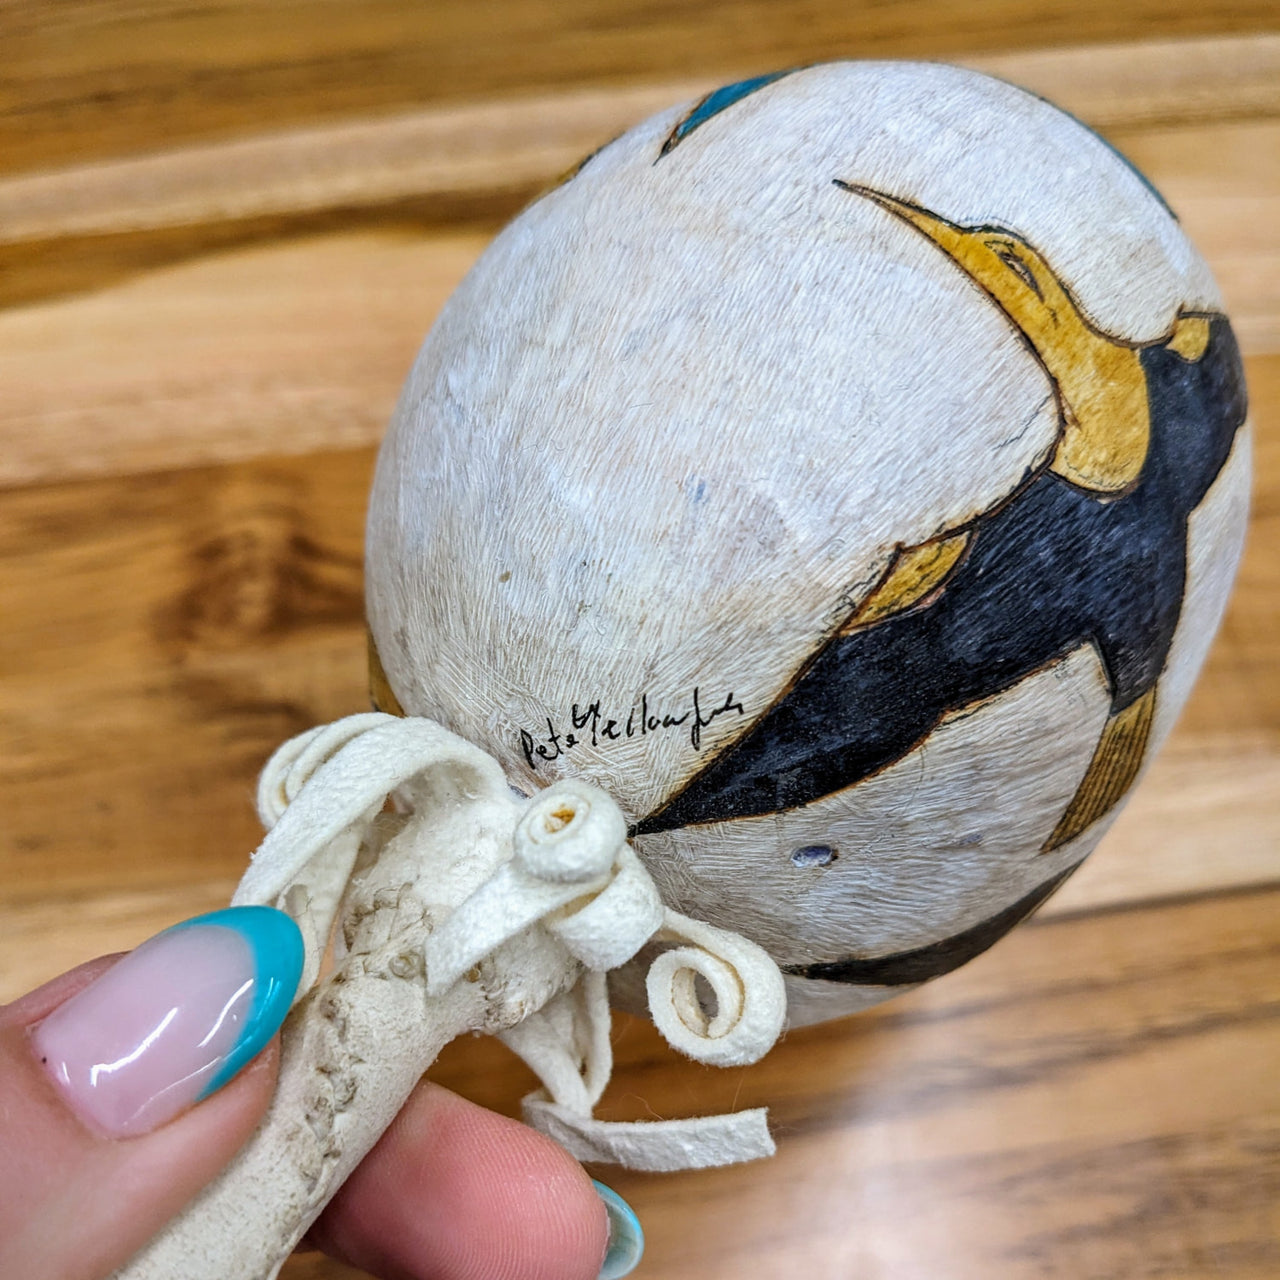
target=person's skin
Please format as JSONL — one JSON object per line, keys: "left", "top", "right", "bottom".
{"left": 0, "top": 908, "right": 640, "bottom": 1280}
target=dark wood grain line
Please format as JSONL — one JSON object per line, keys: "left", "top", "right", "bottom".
{"left": 4, "top": 2, "right": 1277, "bottom": 178}
{"left": 770, "top": 999, "right": 1280, "bottom": 1140}
{"left": 1027, "top": 874, "right": 1280, "bottom": 924}
{"left": 967, "top": 1122, "right": 1280, "bottom": 1277}
{"left": 3, "top": 36, "right": 1277, "bottom": 315}
{"left": 0, "top": 196, "right": 518, "bottom": 312}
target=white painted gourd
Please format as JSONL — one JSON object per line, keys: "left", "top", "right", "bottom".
{"left": 115, "top": 61, "right": 1250, "bottom": 1279}
{"left": 369, "top": 59, "right": 1250, "bottom": 1020}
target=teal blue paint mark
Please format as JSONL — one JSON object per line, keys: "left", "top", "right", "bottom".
{"left": 593, "top": 1181, "right": 644, "bottom": 1279}
{"left": 168, "top": 906, "right": 304, "bottom": 1099}
{"left": 660, "top": 69, "right": 795, "bottom": 156}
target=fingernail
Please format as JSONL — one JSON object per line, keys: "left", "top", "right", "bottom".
{"left": 593, "top": 1180, "right": 644, "bottom": 1279}
{"left": 32, "top": 906, "right": 303, "bottom": 1138}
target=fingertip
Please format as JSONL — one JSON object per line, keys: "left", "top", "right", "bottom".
{"left": 313, "top": 1082, "right": 610, "bottom": 1280}
{"left": 0, "top": 1008, "right": 280, "bottom": 1280}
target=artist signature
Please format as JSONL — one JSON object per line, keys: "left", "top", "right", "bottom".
{"left": 519, "top": 688, "right": 745, "bottom": 770}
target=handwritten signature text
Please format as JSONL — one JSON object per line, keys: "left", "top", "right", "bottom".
{"left": 519, "top": 687, "right": 745, "bottom": 770}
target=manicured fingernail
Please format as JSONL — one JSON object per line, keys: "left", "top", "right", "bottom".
{"left": 32, "top": 906, "right": 303, "bottom": 1138}
{"left": 593, "top": 1180, "right": 644, "bottom": 1279}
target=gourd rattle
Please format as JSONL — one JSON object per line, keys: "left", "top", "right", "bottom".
{"left": 114, "top": 59, "right": 1250, "bottom": 1278}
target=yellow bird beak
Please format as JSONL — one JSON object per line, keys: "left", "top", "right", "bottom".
{"left": 840, "top": 183, "right": 1150, "bottom": 493}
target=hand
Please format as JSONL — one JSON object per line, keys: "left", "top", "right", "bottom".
{"left": 0, "top": 907, "right": 643, "bottom": 1280}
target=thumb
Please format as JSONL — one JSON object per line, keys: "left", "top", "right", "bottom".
{"left": 0, "top": 907, "right": 302, "bottom": 1280}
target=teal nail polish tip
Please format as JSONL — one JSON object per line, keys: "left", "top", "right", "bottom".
{"left": 593, "top": 1180, "right": 644, "bottom": 1279}
{"left": 169, "top": 906, "right": 304, "bottom": 1099}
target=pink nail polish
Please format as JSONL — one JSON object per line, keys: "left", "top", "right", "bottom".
{"left": 31, "top": 907, "right": 302, "bottom": 1138}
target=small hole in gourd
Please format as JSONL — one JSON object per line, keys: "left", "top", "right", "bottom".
{"left": 791, "top": 844, "right": 836, "bottom": 868}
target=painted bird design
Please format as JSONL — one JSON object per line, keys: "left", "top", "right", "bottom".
{"left": 371, "top": 76, "right": 1250, "bottom": 990}
{"left": 637, "top": 188, "right": 1248, "bottom": 857}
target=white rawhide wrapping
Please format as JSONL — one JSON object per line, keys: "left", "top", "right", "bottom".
{"left": 112, "top": 714, "right": 786, "bottom": 1280}
{"left": 499, "top": 903, "right": 785, "bottom": 1172}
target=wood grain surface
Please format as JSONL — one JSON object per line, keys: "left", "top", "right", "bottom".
{"left": 1, "top": 7, "right": 1277, "bottom": 1278}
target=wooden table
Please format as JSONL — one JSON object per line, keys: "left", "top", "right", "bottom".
{"left": 2, "top": 6, "right": 1277, "bottom": 1277}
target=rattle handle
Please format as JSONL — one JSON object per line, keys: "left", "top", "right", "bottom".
{"left": 110, "top": 956, "right": 492, "bottom": 1280}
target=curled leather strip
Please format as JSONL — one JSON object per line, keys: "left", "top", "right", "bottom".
{"left": 239, "top": 713, "right": 789, "bottom": 1173}
{"left": 646, "top": 910, "right": 788, "bottom": 1069}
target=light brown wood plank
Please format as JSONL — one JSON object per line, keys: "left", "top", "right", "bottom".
{"left": 5, "top": 6, "right": 1277, "bottom": 180}
{"left": 1, "top": 122, "right": 1276, "bottom": 490}
{"left": 3, "top": 36, "right": 1275, "bottom": 249}
{"left": 1, "top": 34, "right": 1277, "bottom": 327}
{"left": 0, "top": 881, "right": 236, "bottom": 1003}
{"left": 0, "top": 231, "right": 485, "bottom": 486}
{"left": 0, "top": 81, "right": 703, "bottom": 247}
{"left": 0, "top": 449, "right": 375, "bottom": 910}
